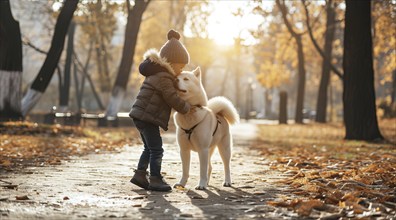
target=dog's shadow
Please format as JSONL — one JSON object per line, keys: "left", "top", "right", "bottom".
{"left": 133, "top": 183, "right": 274, "bottom": 219}
{"left": 185, "top": 185, "right": 272, "bottom": 218}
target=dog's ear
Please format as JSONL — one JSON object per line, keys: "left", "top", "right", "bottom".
{"left": 192, "top": 66, "right": 201, "bottom": 80}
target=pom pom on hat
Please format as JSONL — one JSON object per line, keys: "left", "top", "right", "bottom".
{"left": 167, "top": 29, "right": 180, "bottom": 40}
{"left": 160, "top": 29, "right": 190, "bottom": 64}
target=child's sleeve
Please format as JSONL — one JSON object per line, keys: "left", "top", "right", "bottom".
{"left": 159, "top": 76, "right": 191, "bottom": 114}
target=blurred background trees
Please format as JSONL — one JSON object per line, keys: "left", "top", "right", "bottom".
{"left": 251, "top": 8, "right": 291, "bottom": 119}
{"left": 275, "top": 0, "right": 308, "bottom": 124}
{"left": 105, "top": 0, "right": 150, "bottom": 120}
{"left": 0, "top": 0, "right": 23, "bottom": 121}
{"left": 303, "top": 0, "right": 343, "bottom": 123}
{"left": 77, "top": 0, "right": 119, "bottom": 94}
{"left": 21, "top": 0, "right": 78, "bottom": 116}
{"left": 3, "top": 0, "right": 395, "bottom": 140}
{"left": 372, "top": 1, "right": 396, "bottom": 115}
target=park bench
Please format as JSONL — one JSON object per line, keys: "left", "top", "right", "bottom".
{"left": 42, "top": 111, "right": 133, "bottom": 127}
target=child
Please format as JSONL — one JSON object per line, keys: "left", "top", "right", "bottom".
{"left": 129, "top": 30, "right": 191, "bottom": 191}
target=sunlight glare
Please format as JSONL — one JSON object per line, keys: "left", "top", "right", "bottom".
{"left": 207, "top": 1, "right": 269, "bottom": 46}
{"left": 52, "top": 1, "right": 62, "bottom": 11}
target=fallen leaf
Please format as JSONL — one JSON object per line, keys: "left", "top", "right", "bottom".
{"left": 1, "top": 184, "right": 18, "bottom": 189}
{"left": 295, "top": 199, "right": 324, "bottom": 216}
{"left": 15, "top": 195, "right": 30, "bottom": 200}
{"left": 267, "top": 200, "right": 292, "bottom": 207}
{"left": 1, "top": 160, "right": 11, "bottom": 166}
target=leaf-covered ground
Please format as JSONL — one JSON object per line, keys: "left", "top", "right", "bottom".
{"left": 254, "top": 119, "right": 396, "bottom": 218}
{"left": 1, "top": 119, "right": 395, "bottom": 218}
{"left": 0, "top": 121, "right": 140, "bottom": 171}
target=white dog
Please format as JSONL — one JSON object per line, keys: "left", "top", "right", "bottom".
{"left": 173, "top": 67, "right": 239, "bottom": 190}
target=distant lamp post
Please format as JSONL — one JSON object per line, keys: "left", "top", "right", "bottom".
{"left": 246, "top": 77, "right": 256, "bottom": 120}
{"left": 250, "top": 83, "right": 256, "bottom": 119}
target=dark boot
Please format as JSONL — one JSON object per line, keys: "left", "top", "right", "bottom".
{"left": 130, "top": 170, "right": 149, "bottom": 189}
{"left": 148, "top": 176, "right": 172, "bottom": 191}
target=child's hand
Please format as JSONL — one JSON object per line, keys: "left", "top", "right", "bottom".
{"left": 189, "top": 106, "right": 197, "bottom": 114}
{"left": 189, "top": 105, "right": 202, "bottom": 114}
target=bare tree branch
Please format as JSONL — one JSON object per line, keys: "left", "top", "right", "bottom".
{"left": 22, "top": 36, "right": 67, "bottom": 86}
{"left": 22, "top": 37, "right": 47, "bottom": 54}
{"left": 276, "top": 0, "right": 303, "bottom": 38}
{"left": 73, "top": 51, "right": 105, "bottom": 110}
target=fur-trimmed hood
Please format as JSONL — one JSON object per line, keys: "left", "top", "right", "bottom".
{"left": 139, "top": 49, "right": 176, "bottom": 77}
{"left": 130, "top": 49, "right": 191, "bottom": 130}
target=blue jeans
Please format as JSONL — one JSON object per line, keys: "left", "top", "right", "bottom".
{"left": 133, "top": 119, "right": 163, "bottom": 177}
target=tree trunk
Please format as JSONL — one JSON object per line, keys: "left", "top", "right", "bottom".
{"left": 0, "top": 0, "right": 23, "bottom": 121}
{"left": 329, "top": 81, "right": 334, "bottom": 122}
{"left": 21, "top": 0, "right": 78, "bottom": 116}
{"left": 59, "top": 21, "right": 76, "bottom": 112}
{"left": 234, "top": 38, "right": 242, "bottom": 112}
{"left": 343, "top": 0, "right": 383, "bottom": 140}
{"left": 315, "top": 2, "right": 336, "bottom": 123}
{"left": 392, "top": 69, "right": 396, "bottom": 105}
{"left": 295, "top": 35, "right": 306, "bottom": 124}
{"left": 97, "top": 3, "right": 111, "bottom": 92}
{"left": 265, "top": 88, "right": 273, "bottom": 118}
{"left": 105, "top": 0, "right": 150, "bottom": 118}
{"left": 95, "top": 42, "right": 106, "bottom": 91}
{"left": 100, "top": 34, "right": 111, "bottom": 91}
{"left": 279, "top": 91, "right": 288, "bottom": 124}
{"left": 76, "top": 43, "right": 92, "bottom": 110}
{"left": 94, "top": 33, "right": 111, "bottom": 92}
{"left": 73, "top": 57, "right": 81, "bottom": 112}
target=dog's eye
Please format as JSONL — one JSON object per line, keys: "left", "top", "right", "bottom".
{"left": 183, "top": 78, "right": 189, "bottom": 81}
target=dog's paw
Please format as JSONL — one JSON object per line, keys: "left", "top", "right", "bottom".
{"left": 223, "top": 182, "right": 232, "bottom": 187}
{"left": 173, "top": 183, "right": 186, "bottom": 189}
{"left": 195, "top": 185, "right": 207, "bottom": 190}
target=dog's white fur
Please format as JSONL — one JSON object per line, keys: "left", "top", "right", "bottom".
{"left": 174, "top": 67, "right": 239, "bottom": 190}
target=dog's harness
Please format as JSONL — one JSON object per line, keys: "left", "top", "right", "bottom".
{"left": 181, "top": 116, "right": 222, "bottom": 141}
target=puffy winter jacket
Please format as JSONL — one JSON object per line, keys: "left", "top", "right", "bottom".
{"left": 129, "top": 49, "right": 190, "bottom": 130}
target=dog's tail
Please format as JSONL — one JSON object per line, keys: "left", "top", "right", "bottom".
{"left": 208, "top": 96, "right": 239, "bottom": 125}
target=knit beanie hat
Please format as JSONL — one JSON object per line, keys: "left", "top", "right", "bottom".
{"left": 159, "top": 30, "right": 190, "bottom": 64}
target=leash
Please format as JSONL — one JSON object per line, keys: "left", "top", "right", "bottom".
{"left": 181, "top": 116, "right": 221, "bottom": 141}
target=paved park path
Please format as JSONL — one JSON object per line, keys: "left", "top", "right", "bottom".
{"left": 1, "top": 123, "right": 295, "bottom": 219}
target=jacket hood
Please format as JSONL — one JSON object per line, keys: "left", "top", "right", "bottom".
{"left": 139, "top": 49, "right": 176, "bottom": 77}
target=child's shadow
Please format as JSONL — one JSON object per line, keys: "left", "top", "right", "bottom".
{"left": 133, "top": 189, "right": 181, "bottom": 219}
